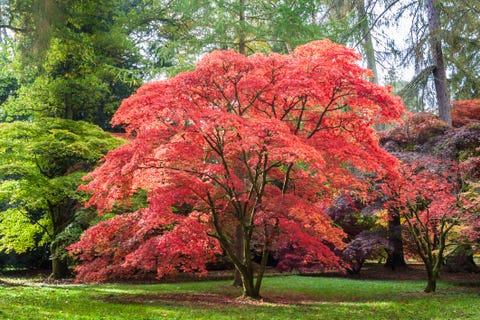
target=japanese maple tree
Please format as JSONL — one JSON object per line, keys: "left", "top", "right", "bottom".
{"left": 69, "top": 39, "right": 403, "bottom": 298}
{"left": 382, "top": 159, "right": 462, "bottom": 293}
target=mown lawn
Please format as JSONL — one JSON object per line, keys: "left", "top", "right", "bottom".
{"left": 0, "top": 275, "right": 478, "bottom": 319}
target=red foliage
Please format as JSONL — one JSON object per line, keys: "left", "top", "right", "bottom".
{"left": 380, "top": 112, "right": 449, "bottom": 145}
{"left": 452, "top": 99, "right": 480, "bottom": 128}
{"left": 382, "top": 159, "right": 461, "bottom": 226}
{"left": 69, "top": 208, "right": 221, "bottom": 282}
{"left": 381, "top": 159, "right": 465, "bottom": 291}
{"left": 70, "top": 40, "right": 404, "bottom": 285}
{"left": 459, "top": 156, "right": 480, "bottom": 181}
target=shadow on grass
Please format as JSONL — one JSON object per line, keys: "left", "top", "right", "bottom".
{"left": 98, "top": 292, "right": 245, "bottom": 306}
{"left": 92, "top": 291, "right": 430, "bottom": 320}
{"left": 95, "top": 289, "right": 391, "bottom": 308}
{"left": 448, "top": 280, "right": 480, "bottom": 288}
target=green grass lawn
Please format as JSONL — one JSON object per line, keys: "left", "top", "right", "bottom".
{"left": 0, "top": 275, "right": 478, "bottom": 319}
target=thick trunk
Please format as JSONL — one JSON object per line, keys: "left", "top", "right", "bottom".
{"left": 240, "top": 270, "right": 260, "bottom": 299}
{"left": 50, "top": 241, "right": 70, "bottom": 279}
{"left": 427, "top": 0, "right": 451, "bottom": 125}
{"left": 51, "top": 256, "right": 70, "bottom": 279}
{"left": 48, "top": 200, "right": 76, "bottom": 279}
{"left": 228, "top": 225, "right": 266, "bottom": 298}
{"left": 385, "top": 214, "right": 407, "bottom": 270}
{"left": 424, "top": 265, "right": 438, "bottom": 293}
{"left": 424, "top": 276, "right": 437, "bottom": 293}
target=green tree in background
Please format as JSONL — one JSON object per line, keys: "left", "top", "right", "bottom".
{"left": 1, "top": 0, "right": 143, "bottom": 128}
{"left": 389, "top": 0, "right": 479, "bottom": 121}
{"left": 441, "top": 0, "right": 480, "bottom": 100}
{"left": 141, "top": 0, "right": 353, "bottom": 76}
{"left": 0, "top": 118, "right": 122, "bottom": 278}
{"left": 325, "top": 0, "right": 379, "bottom": 82}
{"left": 0, "top": 39, "right": 18, "bottom": 106}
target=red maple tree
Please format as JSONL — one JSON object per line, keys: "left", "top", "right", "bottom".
{"left": 382, "top": 159, "right": 462, "bottom": 293}
{"left": 69, "top": 40, "right": 404, "bottom": 298}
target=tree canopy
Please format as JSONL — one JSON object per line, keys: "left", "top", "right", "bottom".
{"left": 70, "top": 40, "right": 404, "bottom": 298}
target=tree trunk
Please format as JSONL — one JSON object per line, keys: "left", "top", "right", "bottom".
{"left": 50, "top": 241, "right": 70, "bottom": 279}
{"left": 51, "top": 256, "right": 70, "bottom": 279}
{"left": 238, "top": 0, "right": 246, "bottom": 55}
{"left": 385, "top": 213, "right": 407, "bottom": 270}
{"left": 232, "top": 271, "right": 243, "bottom": 287}
{"left": 48, "top": 200, "right": 76, "bottom": 279}
{"left": 232, "top": 225, "right": 244, "bottom": 287}
{"left": 424, "top": 264, "right": 438, "bottom": 293}
{"left": 424, "top": 274, "right": 437, "bottom": 293}
{"left": 239, "top": 269, "right": 260, "bottom": 299}
{"left": 356, "top": 0, "right": 378, "bottom": 83}
{"left": 427, "top": 0, "right": 451, "bottom": 125}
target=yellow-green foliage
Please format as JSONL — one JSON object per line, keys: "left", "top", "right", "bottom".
{"left": 0, "top": 208, "right": 46, "bottom": 253}
{"left": 0, "top": 118, "right": 122, "bottom": 254}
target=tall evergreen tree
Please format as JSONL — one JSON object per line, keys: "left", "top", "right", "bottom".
{"left": 387, "top": 0, "right": 479, "bottom": 121}
{"left": 1, "top": 0, "right": 143, "bottom": 128}
{"left": 441, "top": 0, "right": 480, "bottom": 100}
{"left": 141, "top": 0, "right": 353, "bottom": 76}
{"left": 427, "top": 0, "right": 451, "bottom": 125}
